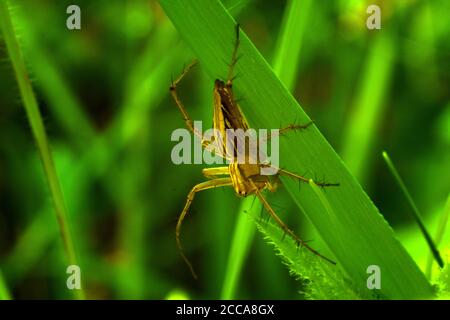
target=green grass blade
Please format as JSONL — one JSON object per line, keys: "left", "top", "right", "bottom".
{"left": 221, "top": 197, "right": 258, "bottom": 299}
{"left": 426, "top": 194, "right": 450, "bottom": 278}
{"left": 341, "top": 34, "right": 395, "bottom": 185}
{"left": 272, "top": 0, "right": 313, "bottom": 92}
{"left": 2, "top": 208, "right": 57, "bottom": 285}
{"left": 382, "top": 151, "right": 444, "bottom": 268}
{"left": 0, "top": 270, "right": 12, "bottom": 300}
{"left": 159, "top": 0, "right": 433, "bottom": 299}
{"left": 432, "top": 194, "right": 450, "bottom": 252}
{"left": 11, "top": 8, "right": 95, "bottom": 145}
{"left": 0, "top": 0, "right": 84, "bottom": 299}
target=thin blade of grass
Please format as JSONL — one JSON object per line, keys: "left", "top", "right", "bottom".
{"left": 11, "top": 7, "right": 95, "bottom": 145}
{"left": 0, "top": 0, "right": 84, "bottom": 299}
{"left": 382, "top": 151, "right": 444, "bottom": 268}
{"left": 272, "top": 0, "right": 313, "bottom": 93}
{"left": 221, "top": 197, "right": 258, "bottom": 299}
{"left": 2, "top": 208, "right": 57, "bottom": 286}
{"left": 341, "top": 34, "right": 395, "bottom": 185}
{"left": 426, "top": 194, "right": 450, "bottom": 278}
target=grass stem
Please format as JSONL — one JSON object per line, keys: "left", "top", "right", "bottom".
{"left": 221, "top": 197, "right": 258, "bottom": 299}
{"left": 382, "top": 151, "right": 444, "bottom": 268}
{"left": 0, "top": 0, "right": 85, "bottom": 299}
{"left": 426, "top": 194, "right": 450, "bottom": 278}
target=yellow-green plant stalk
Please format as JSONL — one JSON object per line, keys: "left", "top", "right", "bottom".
{"left": 0, "top": 0, "right": 84, "bottom": 300}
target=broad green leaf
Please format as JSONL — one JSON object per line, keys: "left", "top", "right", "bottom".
{"left": 158, "top": 0, "right": 433, "bottom": 299}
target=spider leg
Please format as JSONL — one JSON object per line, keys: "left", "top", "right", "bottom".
{"left": 265, "top": 121, "right": 314, "bottom": 141}
{"left": 261, "top": 164, "right": 339, "bottom": 187}
{"left": 226, "top": 24, "right": 241, "bottom": 85}
{"left": 170, "top": 61, "right": 230, "bottom": 159}
{"left": 252, "top": 183, "right": 336, "bottom": 265}
{"left": 177, "top": 178, "right": 233, "bottom": 279}
{"left": 278, "top": 168, "right": 339, "bottom": 187}
{"left": 169, "top": 60, "right": 201, "bottom": 137}
{"left": 202, "top": 166, "right": 230, "bottom": 179}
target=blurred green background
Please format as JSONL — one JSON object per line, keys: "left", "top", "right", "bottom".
{"left": 0, "top": 0, "right": 449, "bottom": 299}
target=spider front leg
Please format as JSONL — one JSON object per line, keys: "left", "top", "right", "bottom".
{"left": 170, "top": 60, "right": 220, "bottom": 154}
{"left": 169, "top": 60, "right": 200, "bottom": 137}
{"left": 176, "top": 177, "right": 233, "bottom": 279}
{"left": 226, "top": 23, "right": 241, "bottom": 85}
